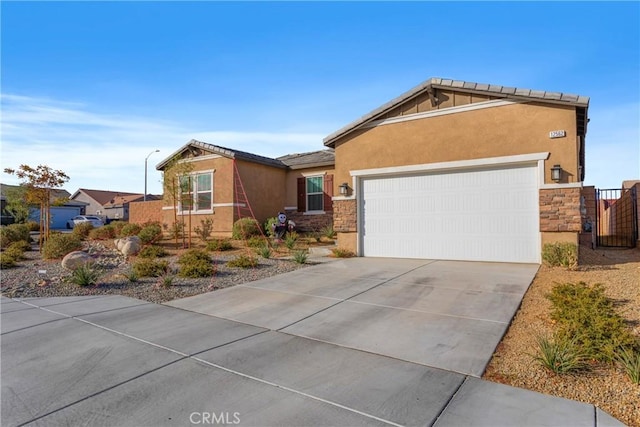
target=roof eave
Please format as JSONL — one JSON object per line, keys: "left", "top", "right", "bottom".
{"left": 286, "top": 160, "right": 336, "bottom": 170}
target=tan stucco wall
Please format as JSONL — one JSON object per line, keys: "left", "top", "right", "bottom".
{"left": 234, "top": 159, "right": 287, "bottom": 227}
{"left": 334, "top": 102, "right": 580, "bottom": 187}
{"left": 337, "top": 232, "right": 358, "bottom": 253}
{"left": 541, "top": 232, "right": 578, "bottom": 246}
{"left": 283, "top": 167, "right": 336, "bottom": 208}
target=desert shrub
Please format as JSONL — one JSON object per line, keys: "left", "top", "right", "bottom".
{"left": 532, "top": 334, "right": 587, "bottom": 374}
{"left": 207, "top": 239, "right": 233, "bottom": 252}
{"left": 257, "top": 245, "right": 272, "bottom": 259}
{"left": 139, "top": 245, "right": 167, "bottom": 258}
{"left": 42, "top": 234, "right": 82, "bottom": 259}
{"left": 68, "top": 264, "right": 100, "bottom": 287}
{"left": 193, "top": 218, "right": 214, "bottom": 242}
{"left": 89, "top": 224, "right": 116, "bottom": 240}
{"left": 0, "top": 253, "right": 17, "bottom": 268}
{"left": 542, "top": 242, "right": 578, "bottom": 269}
{"left": 332, "top": 248, "right": 355, "bottom": 258}
{"left": 119, "top": 223, "right": 142, "bottom": 237}
{"left": 247, "top": 236, "right": 268, "bottom": 248}
{"left": 284, "top": 231, "right": 298, "bottom": 250}
{"left": 227, "top": 254, "right": 258, "bottom": 268}
{"left": 165, "top": 221, "right": 184, "bottom": 239}
{"left": 4, "top": 243, "right": 27, "bottom": 260}
{"left": 0, "top": 223, "right": 30, "bottom": 249}
{"left": 72, "top": 222, "right": 94, "bottom": 239}
{"left": 321, "top": 224, "right": 335, "bottom": 239}
{"left": 264, "top": 217, "right": 277, "bottom": 238}
{"left": 132, "top": 258, "right": 169, "bottom": 277}
{"left": 110, "top": 221, "right": 127, "bottom": 236}
{"left": 616, "top": 347, "right": 640, "bottom": 384}
{"left": 138, "top": 223, "right": 163, "bottom": 244}
{"left": 26, "top": 221, "right": 40, "bottom": 232}
{"left": 547, "top": 282, "right": 639, "bottom": 361}
{"left": 293, "top": 250, "right": 308, "bottom": 264}
{"left": 122, "top": 269, "right": 139, "bottom": 283}
{"left": 157, "top": 273, "right": 175, "bottom": 288}
{"left": 232, "top": 218, "right": 261, "bottom": 240}
{"left": 177, "top": 249, "right": 213, "bottom": 278}
{"left": 7, "top": 240, "right": 31, "bottom": 253}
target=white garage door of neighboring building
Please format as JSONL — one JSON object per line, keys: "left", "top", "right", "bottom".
{"left": 361, "top": 164, "right": 539, "bottom": 263}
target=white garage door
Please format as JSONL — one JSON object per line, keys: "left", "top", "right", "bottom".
{"left": 361, "top": 164, "right": 539, "bottom": 263}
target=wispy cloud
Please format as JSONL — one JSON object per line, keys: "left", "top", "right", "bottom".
{"left": 0, "top": 94, "right": 325, "bottom": 194}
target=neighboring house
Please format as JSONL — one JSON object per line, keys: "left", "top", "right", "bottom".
{"left": 325, "top": 77, "right": 590, "bottom": 263}
{"left": 154, "top": 140, "right": 335, "bottom": 234}
{"left": 1, "top": 183, "right": 87, "bottom": 229}
{"left": 70, "top": 189, "right": 152, "bottom": 222}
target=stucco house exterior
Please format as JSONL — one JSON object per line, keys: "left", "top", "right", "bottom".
{"left": 70, "top": 189, "right": 154, "bottom": 222}
{"left": 155, "top": 140, "right": 335, "bottom": 235}
{"left": 326, "top": 77, "right": 589, "bottom": 263}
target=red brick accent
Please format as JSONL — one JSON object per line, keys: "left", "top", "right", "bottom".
{"left": 284, "top": 210, "right": 333, "bottom": 232}
{"left": 333, "top": 199, "right": 357, "bottom": 232}
{"left": 129, "top": 200, "right": 164, "bottom": 225}
{"left": 539, "top": 188, "right": 582, "bottom": 232}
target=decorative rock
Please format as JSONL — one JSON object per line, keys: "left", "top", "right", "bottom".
{"left": 115, "top": 236, "right": 141, "bottom": 256}
{"left": 61, "top": 251, "right": 94, "bottom": 271}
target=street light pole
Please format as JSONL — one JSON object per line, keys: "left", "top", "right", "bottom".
{"left": 144, "top": 149, "right": 160, "bottom": 202}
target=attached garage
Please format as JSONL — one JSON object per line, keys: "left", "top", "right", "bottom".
{"left": 326, "top": 77, "right": 589, "bottom": 264}
{"left": 358, "top": 161, "right": 540, "bottom": 263}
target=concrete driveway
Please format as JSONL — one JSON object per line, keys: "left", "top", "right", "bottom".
{"left": 2, "top": 258, "right": 623, "bottom": 426}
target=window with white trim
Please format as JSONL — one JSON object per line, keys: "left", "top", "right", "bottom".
{"left": 179, "top": 172, "right": 213, "bottom": 213}
{"left": 306, "top": 176, "right": 323, "bottom": 211}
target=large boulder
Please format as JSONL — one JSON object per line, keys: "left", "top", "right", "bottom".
{"left": 116, "top": 236, "right": 141, "bottom": 256}
{"left": 61, "top": 251, "right": 94, "bottom": 271}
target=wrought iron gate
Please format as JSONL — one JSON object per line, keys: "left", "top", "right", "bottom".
{"left": 595, "top": 187, "right": 638, "bottom": 248}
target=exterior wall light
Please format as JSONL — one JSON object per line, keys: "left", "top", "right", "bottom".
{"left": 551, "top": 164, "right": 562, "bottom": 182}
{"left": 339, "top": 182, "right": 350, "bottom": 196}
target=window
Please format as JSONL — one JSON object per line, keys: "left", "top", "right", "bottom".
{"left": 179, "top": 172, "right": 213, "bottom": 213}
{"left": 306, "top": 176, "right": 324, "bottom": 211}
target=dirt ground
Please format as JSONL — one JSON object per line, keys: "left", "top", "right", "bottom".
{"left": 483, "top": 246, "right": 640, "bottom": 426}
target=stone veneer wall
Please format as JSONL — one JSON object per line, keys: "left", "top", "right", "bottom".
{"left": 283, "top": 209, "right": 333, "bottom": 232}
{"left": 539, "top": 188, "right": 582, "bottom": 232}
{"left": 333, "top": 199, "right": 357, "bottom": 232}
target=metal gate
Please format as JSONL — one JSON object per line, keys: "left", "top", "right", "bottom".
{"left": 595, "top": 187, "right": 638, "bottom": 248}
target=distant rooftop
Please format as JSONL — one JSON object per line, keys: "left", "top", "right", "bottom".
{"left": 277, "top": 150, "right": 335, "bottom": 169}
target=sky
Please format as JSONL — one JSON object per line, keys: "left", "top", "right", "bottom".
{"left": 1, "top": 1, "right": 638, "bottom": 196}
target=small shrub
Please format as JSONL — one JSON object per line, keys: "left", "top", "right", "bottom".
{"left": 132, "top": 258, "right": 169, "bottom": 277}
{"left": 616, "top": 347, "right": 640, "bottom": 384}
{"left": 0, "top": 223, "right": 30, "bottom": 248}
{"left": 122, "top": 269, "right": 139, "bottom": 283}
{"left": 193, "top": 218, "right": 214, "bottom": 242}
{"left": 72, "top": 222, "right": 94, "bottom": 239}
{"left": 264, "top": 217, "right": 277, "bottom": 238}
{"left": 138, "top": 223, "right": 163, "bottom": 244}
{"left": 293, "top": 250, "right": 308, "bottom": 264}
{"left": 42, "top": 234, "right": 82, "bottom": 259}
{"left": 247, "top": 236, "right": 268, "bottom": 248}
{"left": 227, "top": 254, "right": 258, "bottom": 268}
{"left": 542, "top": 242, "right": 578, "bottom": 269}
{"left": 89, "top": 224, "right": 116, "bottom": 240}
{"left": 110, "top": 220, "right": 127, "bottom": 236}
{"left": 119, "top": 223, "right": 142, "bottom": 237}
{"left": 166, "top": 221, "right": 183, "bottom": 239}
{"left": 0, "top": 253, "right": 17, "bottom": 268}
{"left": 207, "top": 239, "right": 233, "bottom": 252}
{"left": 321, "top": 224, "right": 335, "bottom": 239}
{"left": 69, "top": 263, "right": 101, "bottom": 287}
{"left": 26, "top": 221, "right": 40, "bottom": 232}
{"left": 332, "top": 248, "right": 355, "bottom": 258}
{"left": 7, "top": 240, "right": 31, "bottom": 253}
{"left": 4, "top": 245, "right": 26, "bottom": 260}
{"left": 232, "top": 218, "right": 261, "bottom": 239}
{"left": 139, "top": 245, "right": 167, "bottom": 258}
{"left": 284, "top": 231, "right": 298, "bottom": 250}
{"left": 547, "top": 282, "right": 638, "bottom": 361}
{"left": 158, "top": 273, "right": 175, "bottom": 288}
{"left": 257, "top": 245, "right": 272, "bottom": 259}
{"left": 532, "top": 334, "right": 587, "bottom": 374}
{"left": 178, "top": 249, "right": 211, "bottom": 265}
{"left": 179, "top": 259, "right": 214, "bottom": 278}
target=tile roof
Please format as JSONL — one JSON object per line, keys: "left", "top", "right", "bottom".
{"left": 72, "top": 189, "right": 143, "bottom": 206}
{"left": 277, "top": 150, "right": 335, "bottom": 169}
{"left": 324, "top": 77, "right": 590, "bottom": 146}
{"left": 156, "top": 139, "right": 288, "bottom": 170}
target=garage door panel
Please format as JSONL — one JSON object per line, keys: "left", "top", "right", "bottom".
{"left": 361, "top": 165, "right": 538, "bottom": 263}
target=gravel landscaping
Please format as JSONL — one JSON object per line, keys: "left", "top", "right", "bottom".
{"left": 483, "top": 247, "right": 640, "bottom": 427}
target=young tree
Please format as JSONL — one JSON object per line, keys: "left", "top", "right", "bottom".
{"left": 3, "top": 165, "right": 70, "bottom": 250}
{"left": 161, "top": 154, "right": 194, "bottom": 248}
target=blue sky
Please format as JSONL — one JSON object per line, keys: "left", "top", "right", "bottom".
{"left": 1, "top": 1, "right": 638, "bottom": 195}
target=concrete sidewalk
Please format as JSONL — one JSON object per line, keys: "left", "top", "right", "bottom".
{"left": 1, "top": 258, "right": 625, "bottom": 426}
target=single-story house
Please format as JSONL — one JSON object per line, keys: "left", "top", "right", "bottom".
{"left": 326, "top": 77, "right": 589, "bottom": 263}
{"left": 154, "top": 140, "right": 335, "bottom": 234}
{"left": 70, "top": 189, "right": 157, "bottom": 222}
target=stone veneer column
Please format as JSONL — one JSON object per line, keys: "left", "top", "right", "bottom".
{"left": 539, "top": 188, "right": 582, "bottom": 232}
{"left": 333, "top": 199, "right": 357, "bottom": 232}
